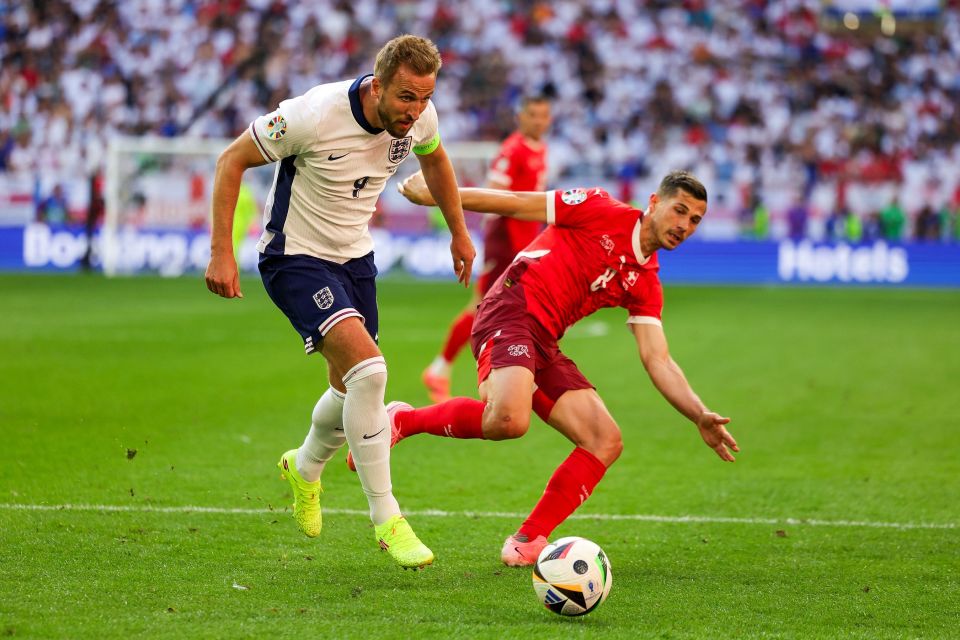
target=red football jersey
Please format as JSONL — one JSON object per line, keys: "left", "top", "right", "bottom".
{"left": 496, "top": 187, "right": 664, "bottom": 340}
{"left": 483, "top": 131, "right": 548, "bottom": 259}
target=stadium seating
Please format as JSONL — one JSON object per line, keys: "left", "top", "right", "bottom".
{"left": 1, "top": 1, "right": 958, "bottom": 238}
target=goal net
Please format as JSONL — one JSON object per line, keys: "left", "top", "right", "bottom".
{"left": 101, "top": 136, "right": 498, "bottom": 276}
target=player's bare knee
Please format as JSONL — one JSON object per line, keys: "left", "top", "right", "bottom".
{"left": 482, "top": 408, "right": 530, "bottom": 440}
{"left": 321, "top": 318, "right": 383, "bottom": 375}
{"left": 601, "top": 435, "right": 624, "bottom": 466}
{"left": 583, "top": 432, "right": 623, "bottom": 467}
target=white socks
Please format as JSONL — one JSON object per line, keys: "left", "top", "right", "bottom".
{"left": 428, "top": 355, "right": 451, "bottom": 377}
{"left": 295, "top": 387, "right": 346, "bottom": 482}
{"left": 341, "top": 356, "right": 401, "bottom": 525}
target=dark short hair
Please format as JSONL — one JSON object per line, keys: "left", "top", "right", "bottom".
{"left": 658, "top": 170, "right": 707, "bottom": 203}
{"left": 518, "top": 94, "right": 551, "bottom": 112}
{"left": 374, "top": 35, "right": 442, "bottom": 86}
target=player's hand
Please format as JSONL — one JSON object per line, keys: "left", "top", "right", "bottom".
{"left": 205, "top": 253, "right": 243, "bottom": 299}
{"left": 450, "top": 232, "right": 476, "bottom": 287}
{"left": 696, "top": 411, "right": 738, "bottom": 462}
{"left": 398, "top": 170, "right": 437, "bottom": 206}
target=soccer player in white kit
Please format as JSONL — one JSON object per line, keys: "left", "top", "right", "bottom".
{"left": 205, "top": 35, "right": 476, "bottom": 569}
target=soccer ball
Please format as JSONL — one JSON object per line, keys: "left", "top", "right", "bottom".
{"left": 531, "top": 536, "right": 613, "bottom": 616}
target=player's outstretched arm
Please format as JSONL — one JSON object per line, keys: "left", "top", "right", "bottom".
{"left": 631, "top": 322, "right": 739, "bottom": 462}
{"left": 416, "top": 142, "right": 476, "bottom": 286}
{"left": 205, "top": 133, "right": 268, "bottom": 299}
{"left": 399, "top": 170, "right": 548, "bottom": 222}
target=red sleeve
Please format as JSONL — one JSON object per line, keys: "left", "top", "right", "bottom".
{"left": 547, "top": 187, "right": 612, "bottom": 228}
{"left": 487, "top": 139, "right": 516, "bottom": 188}
{"left": 625, "top": 272, "right": 664, "bottom": 325}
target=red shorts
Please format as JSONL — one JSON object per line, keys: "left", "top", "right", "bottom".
{"left": 478, "top": 217, "right": 542, "bottom": 295}
{"left": 471, "top": 276, "right": 593, "bottom": 405}
{"left": 476, "top": 245, "right": 515, "bottom": 295}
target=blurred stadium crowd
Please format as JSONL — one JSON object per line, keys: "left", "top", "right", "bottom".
{"left": 1, "top": 0, "right": 959, "bottom": 241}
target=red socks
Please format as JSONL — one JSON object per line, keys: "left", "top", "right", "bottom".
{"left": 518, "top": 447, "right": 607, "bottom": 540}
{"left": 441, "top": 310, "right": 475, "bottom": 363}
{"left": 396, "top": 397, "right": 486, "bottom": 440}
{"left": 398, "top": 401, "right": 607, "bottom": 541}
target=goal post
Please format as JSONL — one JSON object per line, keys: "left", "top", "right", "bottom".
{"left": 101, "top": 135, "right": 499, "bottom": 276}
{"left": 102, "top": 136, "right": 240, "bottom": 276}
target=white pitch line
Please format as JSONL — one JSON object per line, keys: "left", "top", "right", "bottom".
{"left": 0, "top": 503, "right": 955, "bottom": 530}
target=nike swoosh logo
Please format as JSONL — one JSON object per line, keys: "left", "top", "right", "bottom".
{"left": 328, "top": 153, "right": 349, "bottom": 161}
{"left": 362, "top": 428, "right": 385, "bottom": 440}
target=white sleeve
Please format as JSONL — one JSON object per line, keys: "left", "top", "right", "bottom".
{"left": 248, "top": 94, "right": 318, "bottom": 163}
{"left": 545, "top": 190, "right": 557, "bottom": 225}
{"left": 627, "top": 316, "right": 663, "bottom": 327}
{"left": 412, "top": 101, "right": 440, "bottom": 155}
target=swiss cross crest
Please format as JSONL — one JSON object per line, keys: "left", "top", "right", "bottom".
{"left": 507, "top": 344, "right": 531, "bottom": 358}
{"left": 388, "top": 137, "right": 412, "bottom": 163}
{"left": 624, "top": 271, "right": 640, "bottom": 287}
{"left": 313, "top": 287, "right": 334, "bottom": 310}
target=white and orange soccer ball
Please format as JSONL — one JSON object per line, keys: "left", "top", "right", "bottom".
{"left": 531, "top": 536, "right": 613, "bottom": 616}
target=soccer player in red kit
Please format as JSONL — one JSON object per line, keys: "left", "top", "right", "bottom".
{"left": 377, "top": 168, "right": 739, "bottom": 567}
{"left": 421, "top": 96, "right": 552, "bottom": 403}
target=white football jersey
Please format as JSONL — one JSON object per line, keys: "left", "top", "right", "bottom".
{"left": 249, "top": 74, "right": 440, "bottom": 263}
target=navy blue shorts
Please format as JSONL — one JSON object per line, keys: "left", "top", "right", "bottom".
{"left": 259, "top": 252, "right": 379, "bottom": 355}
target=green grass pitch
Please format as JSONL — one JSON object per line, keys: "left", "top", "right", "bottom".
{"left": 1, "top": 273, "right": 958, "bottom": 639}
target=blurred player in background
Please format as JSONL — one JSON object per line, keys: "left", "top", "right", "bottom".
{"left": 372, "top": 169, "right": 738, "bottom": 566}
{"left": 204, "top": 35, "right": 476, "bottom": 570}
{"left": 231, "top": 181, "right": 258, "bottom": 262}
{"left": 421, "top": 96, "right": 552, "bottom": 402}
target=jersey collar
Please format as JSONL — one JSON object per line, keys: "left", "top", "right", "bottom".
{"left": 633, "top": 214, "right": 652, "bottom": 265}
{"left": 349, "top": 74, "right": 385, "bottom": 135}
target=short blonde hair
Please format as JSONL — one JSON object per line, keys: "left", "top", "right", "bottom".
{"left": 374, "top": 35, "right": 442, "bottom": 86}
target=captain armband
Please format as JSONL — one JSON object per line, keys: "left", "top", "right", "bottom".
{"left": 413, "top": 132, "right": 441, "bottom": 155}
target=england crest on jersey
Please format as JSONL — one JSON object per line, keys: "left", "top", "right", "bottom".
{"left": 313, "top": 287, "right": 334, "bottom": 310}
{"left": 388, "top": 137, "right": 413, "bottom": 163}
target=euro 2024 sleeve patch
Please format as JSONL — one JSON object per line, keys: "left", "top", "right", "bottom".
{"left": 561, "top": 188, "right": 587, "bottom": 205}
{"left": 266, "top": 114, "right": 287, "bottom": 140}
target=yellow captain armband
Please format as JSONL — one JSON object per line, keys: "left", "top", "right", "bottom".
{"left": 413, "top": 133, "right": 441, "bottom": 155}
